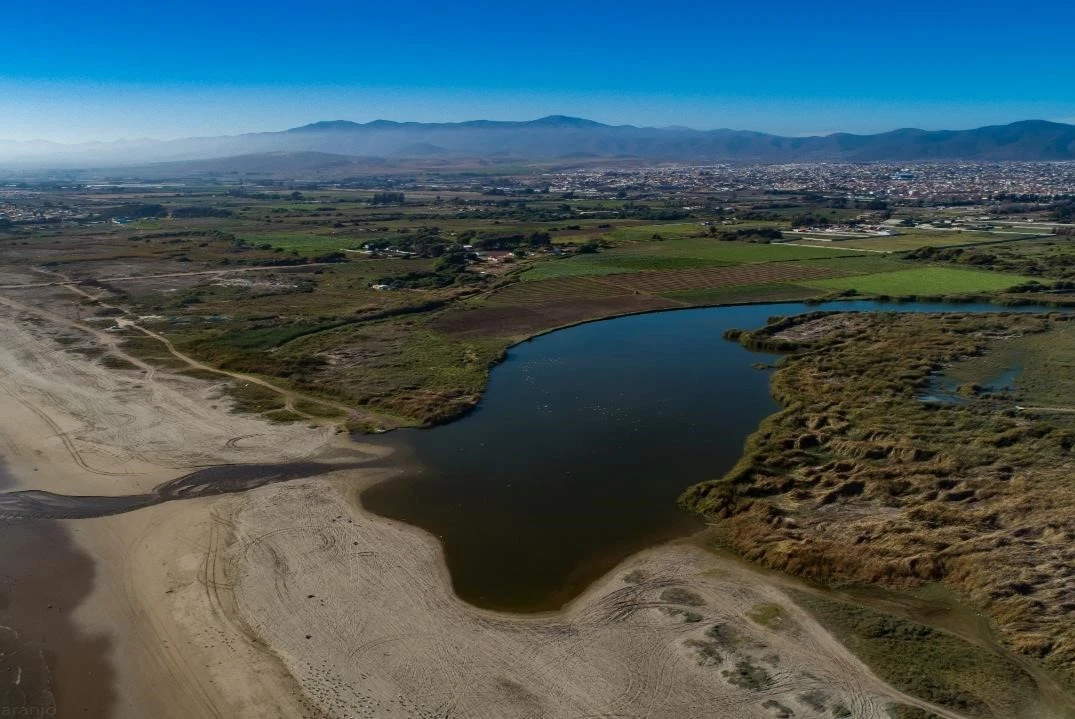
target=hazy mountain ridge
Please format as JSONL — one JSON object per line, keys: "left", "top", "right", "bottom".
{"left": 3, "top": 116, "right": 1075, "bottom": 168}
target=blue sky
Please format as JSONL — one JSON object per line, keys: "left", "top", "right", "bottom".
{"left": 3, "top": 0, "right": 1074, "bottom": 141}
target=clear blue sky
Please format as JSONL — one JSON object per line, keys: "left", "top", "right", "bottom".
{"left": 3, "top": 0, "right": 1074, "bottom": 142}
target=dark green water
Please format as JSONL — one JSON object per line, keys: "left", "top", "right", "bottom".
{"left": 361, "top": 301, "right": 1054, "bottom": 611}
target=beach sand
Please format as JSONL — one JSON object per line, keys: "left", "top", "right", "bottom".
{"left": 0, "top": 295, "right": 969, "bottom": 719}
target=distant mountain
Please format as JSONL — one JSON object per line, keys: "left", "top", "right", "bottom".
{"left": 3, "top": 117, "right": 1075, "bottom": 169}
{"left": 114, "top": 152, "right": 389, "bottom": 179}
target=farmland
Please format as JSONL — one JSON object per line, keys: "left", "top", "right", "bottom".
{"left": 0, "top": 174, "right": 1068, "bottom": 428}
{"left": 804, "top": 266, "right": 1039, "bottom": 296}
{"left": 787, "top": 229, "right": 1042, "bottom": 253}
{"left": 523, "top": 238, "right": 869, "bottom": 281}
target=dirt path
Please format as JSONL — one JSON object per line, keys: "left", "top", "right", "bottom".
{"left": 0, "top": 262, "right": 340, "bottom": 289}
{"left": 119, "top": 318, "right": 362, "bottom": 423}
{"left": 49, "top": 275, "right": 393, "bottom": 429}
{"left": 1018, "top": 405, "right": 1075, "bottom": 413}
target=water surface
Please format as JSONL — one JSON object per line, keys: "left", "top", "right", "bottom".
{"left": 362, "top": 301, "right": 1057, "bottom": 611}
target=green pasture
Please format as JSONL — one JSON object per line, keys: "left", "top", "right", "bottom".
{"left": 523, "top": 239, "right": 870, "bottom": 281}
{"left": 805, "top": 267, "right": 1038, "bottom": 296}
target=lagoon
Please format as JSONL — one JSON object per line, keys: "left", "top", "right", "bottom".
{"left": 362, "top": 301, "right": 1056, "bottom": 611}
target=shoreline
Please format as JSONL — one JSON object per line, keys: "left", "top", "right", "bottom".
{"left": 228, "top": 471, "right": 969, "bottom": 718}
{"left": 0, "top": 285, "right": 1064, "bottom": 717}
{"left": 0, "top": 297, "right": 345, "bottom": 717}
{"left": 401, "top": 289, "right": 1069, "bottom": 431}
{"left": 0, "top": 281, "right": 972, "bottom": 718}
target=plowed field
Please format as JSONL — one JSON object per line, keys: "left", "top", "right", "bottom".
{"left": 591, "top": 262, "right": 848, "bottom": 294}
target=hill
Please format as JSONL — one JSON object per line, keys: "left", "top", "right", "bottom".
{"left": 3, "top": 117, "right": 1074, "bottom": 168}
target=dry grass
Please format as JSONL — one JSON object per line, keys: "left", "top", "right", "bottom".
{"left": 681, "top": 311, "right": 1075, "bottom": 689}
{"left": 793, "top": 592, "right": 1037, "bottom": 718}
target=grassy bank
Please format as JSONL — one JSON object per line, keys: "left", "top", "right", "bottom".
{"left": 792, "top": 592, "right": 1038, "bottom": 718}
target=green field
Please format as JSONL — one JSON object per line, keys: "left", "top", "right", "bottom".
{"left": 804, "top": 266, "right": 1037, "bottom": 296}
{"left": 523, "top": 239, "right": 869, "bottom": 281}
{"left": 244, "top": 232, "right": 360, "bottom": 254}
{"left": 806, "top": 254, "right": 910, "bottom": 274}
{"left": 607, "top": 222, "right": 714, "bottom": 241}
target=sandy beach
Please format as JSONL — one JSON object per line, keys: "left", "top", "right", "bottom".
{"left": 0, "top": 294, "right": 970, "bottom": 718}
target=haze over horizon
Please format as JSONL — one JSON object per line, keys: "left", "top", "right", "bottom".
{"left": 5, "top": 111, "right": 1075, "bottom": 147}
{"left": 4, "top": 0, "right": 1074, "bottom": 143}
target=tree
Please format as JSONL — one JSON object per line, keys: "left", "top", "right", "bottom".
{"left": 371, "top": 192, "right": 405, "bottom": 205}
{"left": 526, "top": 231, "right": 551, "bottom": 247}
{"left": 1053, "top": 200, "right": 1075, "bottom": 223}
{"left": 433, "top": 248, "right": 468, "bottom": 273}
{"left": 789, "top": 213, "right": 830, "bottom": 228}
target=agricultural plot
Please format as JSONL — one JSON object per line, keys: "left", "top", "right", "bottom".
{"left": 433, "top": 292, "right": 678, "bottom": 340}
{"left": 622, "top": 238, "right": 868, "bottom": 263}
{"left": 485, "top": 276, "right": 634, "bottom": 306}
{"left": 790, "top": 230, "right": 1041, "bottom": 253}
{"left": 436, "top": 262, "right": 853, "bottom": 340}
{"left": 245, "top": 232, "right": 364, "bottom": 255}
{"left": 805, "top": 266, "right": 1038, "bottom": 296}
{"left": 607, "top": 223, "right": 713, "bottom": 242}
{"left": 805, "top": 254, "right": 909, "bottom": 274}
{"left": 593, "top": 262, "right": 851, "bottom": 295}
{"left": 521, "top": 253, "right": 729, "bottom": 281}
{"left": 660, "top": 282, "right": 827, "bottom": 305}
{"left": 523, "top": 239, "right": 868, "bottom": 281}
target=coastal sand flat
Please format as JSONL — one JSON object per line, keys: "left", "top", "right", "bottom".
{"left": 0, "top": 295, "right": 969, "bottom": 718}
{"left": 227, "top": 475, "right": 967, "bottom": 719}
{"left": 0, "top": 297, "right": 340, "bottom": 717}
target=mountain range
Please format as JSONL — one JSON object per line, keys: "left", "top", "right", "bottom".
{"left": 3, "top": 116, "right": 1075, "bottom": 170}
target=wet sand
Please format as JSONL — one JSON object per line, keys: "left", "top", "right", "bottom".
{"left": 0, "top": 461, "right": 370, "bottom": 520}
{"left": 0, "top": 516, "right": 113, "bottom": 717}
{"left": 0, "top": 296, "right": 344, "bottom": 717}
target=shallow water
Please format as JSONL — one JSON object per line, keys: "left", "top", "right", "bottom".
{"left": 362, "top": 301, "right": 1058, "bottom": 611}
{"left": 0, "top": 456, "right": 15, "bottom": 491}
{"left": 0, "top": 461, "right": 365, "bottom": 520}
{"left": 0, "top": 454, "right": 115, "bottom": 717}
{"left": 984, "top": 365, "right": 1022, "bottom": 392}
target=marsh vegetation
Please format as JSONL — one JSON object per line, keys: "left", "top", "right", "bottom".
{"left": 683, "top": 310, "right": 1075, "bottom": 709}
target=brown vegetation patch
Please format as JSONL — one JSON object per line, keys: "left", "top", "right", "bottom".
{"left": 681, "top": 311, "right": 1075, "bottom": 686}
{"left": 485, "top": 276, "right": 635, "bottom": 306}
{"left": 769, "top": 313, "right": 863, "bottom": 343}
{"left": 433, "top": 295, "right": 680, "bottom": 339}
{"left": 591, "top": 262, "right": 847, "bottom": 294}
